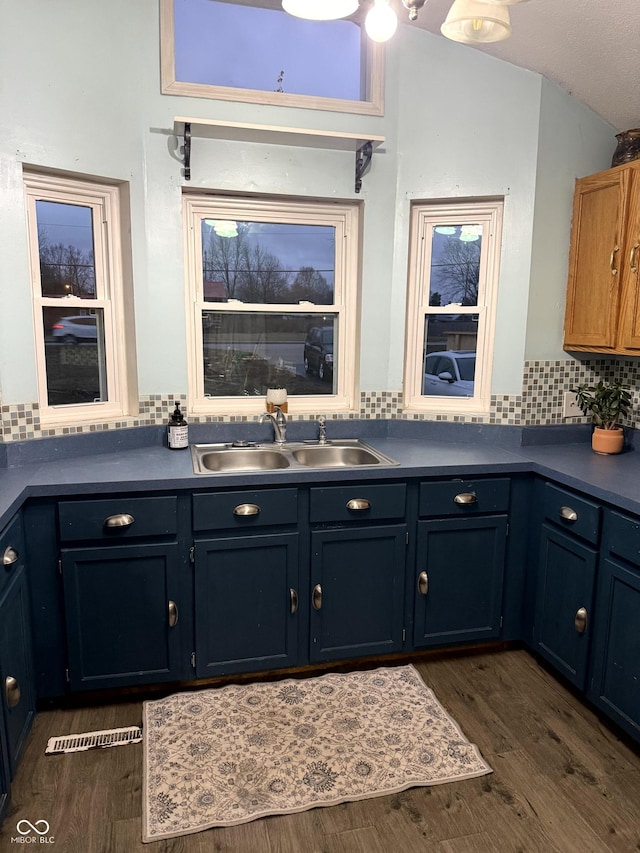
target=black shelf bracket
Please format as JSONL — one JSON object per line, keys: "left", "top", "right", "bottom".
{"left": 183, "top": 122, "right": 192, "bottom": 181}
{"left": 355, "top": 141, "right": 373, "bottom": 193}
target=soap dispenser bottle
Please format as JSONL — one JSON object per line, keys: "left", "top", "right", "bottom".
{"left": 167, "top": 401, "right": 188, "bottom": 450}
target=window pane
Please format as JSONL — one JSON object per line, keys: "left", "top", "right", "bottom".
{"left": 175, "top": 0, "right": 363, "bottom": 101}
{"left": 202, "top": 312, "right": 336, "bottom": 397}
{"left": 423, "top": 313, "right": 477, "bottom": 397}
{"left": 429, "top": 224, "right": 482, "bottom": 307}
{"left": 35, "top": 201, "right": 96, "bottom": 298}
{"left": 43, "top": 308, "right": 107, "bottom": 405}
{"left": 201, "top": 220, "right": 335, "bottom": 304}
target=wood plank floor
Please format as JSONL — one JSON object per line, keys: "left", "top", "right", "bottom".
{"left": 2, "top": 649, "right": 639, "bottom": 853}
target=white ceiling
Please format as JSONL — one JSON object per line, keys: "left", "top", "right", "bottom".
{"left": 397, "top": 0, "right": 640, "bottom": 133}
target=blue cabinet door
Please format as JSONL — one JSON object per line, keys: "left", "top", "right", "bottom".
{"left": 533, "top": 524, "right": 597, "bottom": 690}
{"left": 309, "top": 525, "right": 406, "bottom": 663}
{"left": 61, "top": 543, "right": 183, "bottom": 690}
{"left": 0, "top": 705, "right": 8, "bottom": 823}
{"left": 414, "top": 516, "right": 507, "bottom": 647}
{"left": 589, "top": 558, "right": 640, "bottom": 741}
{"left": 194, "top": 532, "right": 300, "bottom": 677}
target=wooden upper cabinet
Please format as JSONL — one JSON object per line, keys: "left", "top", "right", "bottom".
{"left": 564, "top": 161, "right": 640, "bottom": 354}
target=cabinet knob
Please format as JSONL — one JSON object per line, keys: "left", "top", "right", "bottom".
{"left": 418, "top": 571, "right": 429, "bottom": 596}
{"left": 630, "top": 242, "right": 639, "bottom": 275}
{"left": 574, "top": 607, "right": 588, "bottom": 634}
{"left": 559, "top": 506, "right": 578, "bottom": 522}
{"left": 5, "top": 676, "right": 20, "bottom": 709}
{"left": 312, "top": 584, "right": 322, "bottom": 610}
{"left": 168, "top": 600, "right": 179, "bottom": 628}
{"left": 610, "top": 245, "right": 619, "bottom": 276}
{"left": 346, "top": 498, "right": 371, "bottom": 511}
{"left": 233, "top": 503, "right": 260, "bottom": 517}
{"left": 104, "top": 513, "right": 135, "bottom": 529}
{"left": 453, "top": 492, "right": 477, "bottom": 505}
{"left": 289, "top": 588, "right": 298, "bottom": 615}
{"left": 2, "top": 546, "right": 18, "bottom": 567}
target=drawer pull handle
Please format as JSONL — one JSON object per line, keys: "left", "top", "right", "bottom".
{"left": 610, "top": 245, "right": 619, "bottom": 276}
{"left": 290, "top": 588, "right": 298, "bottom": 615}
{"left": 630, "top": 241, "right": 639, "bottom": 274}
{"left": 168, "top": 600, "right": 179, "bottom": 628}
{"left": 559, "top": 506, "right": 578, "bottom": 522}
{"left": 346, "top": 498, "right": 371, "bottom": 511}
{"left": 418, "top": 571, "right": 429, "bottom": 596}
{"left": 5, "top": 676, "right": 20, "bottom": 709}
{"left": 233, "top": 503, "right": 260, "bottom": 517}
{"left": 454, "top": 492, "right": 477, "bottom": 505}
{"left": 104, "top": 513, "right": 135, "bottom": 529}
{"left": 2, "top": 546, "right": 18, "bottom": 567}
{"left": 574, "top": 606, "right": 588, "bottom": 634}
{"left": 312, "top": 584, "right": 322, "bottom": 610}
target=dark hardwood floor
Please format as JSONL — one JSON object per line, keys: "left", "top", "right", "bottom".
{"left": 2, "top": 649, "right": 639, "bottom": 852}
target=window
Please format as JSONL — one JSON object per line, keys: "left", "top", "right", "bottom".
{"left": 404, "top": 200, "right": 503, "bottom": 414}
{"left": 160, "top": 0, "right": 384, "bottom": 116}
{"left": 24, "top": 172, "right": 134, "bottom": 425}
{"left": 183, "top": 195, "right": 360, "bottom": 415}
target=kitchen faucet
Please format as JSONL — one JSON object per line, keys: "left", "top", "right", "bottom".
{"left": 262, "top": 406, "right": 287, "bottom": 445}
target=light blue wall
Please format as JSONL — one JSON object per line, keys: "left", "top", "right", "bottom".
{"left": 0, "top": 0, "right": 616, "bottom": 406}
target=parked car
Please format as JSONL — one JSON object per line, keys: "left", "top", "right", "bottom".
{"left": 304, "top": 326, "right": 333, "bottom": 381}
{"left": 51, "top": 315, "right": 97, "bottom": 343}
{"left": 424, "top": 350, "right": 475, "bottom": 396}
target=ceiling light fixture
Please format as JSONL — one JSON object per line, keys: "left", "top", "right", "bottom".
{"left": 441, "top": 0, "right": 511, "bottom": 43}
{"left": 365, "top": 0, "right": 398, "bottom": 42}
{"left": 281, "top": 0, "right": 359, "bottom": 20}
{"left": 401, "top": 0, "right": 429, "bottom": 22}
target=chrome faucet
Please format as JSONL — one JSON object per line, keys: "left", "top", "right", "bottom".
{"left": 262, "top": 406, "right": 287, "bottom": 445}
{"left": 317, "top": 414, "right": 327, "bottom": 445}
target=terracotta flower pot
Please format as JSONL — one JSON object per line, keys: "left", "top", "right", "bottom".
{"left": 591, "top": 427, "right": 624, "bottom": 455}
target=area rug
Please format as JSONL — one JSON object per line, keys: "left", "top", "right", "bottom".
{"left": 142, "top": 664, "right": 491, "bottom": 842}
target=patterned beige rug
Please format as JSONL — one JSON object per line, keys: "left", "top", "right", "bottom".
{"left": 142, "top": 664, "right": 491, "bottom": 843}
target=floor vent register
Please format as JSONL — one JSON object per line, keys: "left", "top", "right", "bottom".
{"left": 45, "top": 725, "right": 142, "bottom": 755}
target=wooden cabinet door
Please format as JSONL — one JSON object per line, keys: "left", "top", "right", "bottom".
{"left": 309, "top": 525, "right": 406, "bottom": 663}
{"left": 194, "top": 533, "right": 300, "bottom": 677}
{"left": 61, "top": 543, "right": 183, "bottom": 690}
{"left": 413, "top": 516, "right": 507, "bottom": 648}
{"left": 589, "top": 558, "right": 640, "bottom": 742}
{"left": 533, "top": 524, "right": 597, "bottom": 690}
{"left": 616, "top": 170, "right": 640, "bottom": 350}
{"left": 564, "top": 172, "right": 626, "bottom": 351}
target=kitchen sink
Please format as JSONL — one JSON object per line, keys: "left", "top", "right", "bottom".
{"left": 191, "top": 439, "right": 397, "bottom": 474}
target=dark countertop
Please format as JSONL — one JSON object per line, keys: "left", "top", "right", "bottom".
{"left": 2, "top": 433, "right": 640, "bottom": 529}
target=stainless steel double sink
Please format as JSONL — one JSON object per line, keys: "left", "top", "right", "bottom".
{"left": 191, "top": 439, "right": 397, "bottom": 474}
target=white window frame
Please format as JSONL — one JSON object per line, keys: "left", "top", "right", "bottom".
{"left": 404, "top": 199, "right": 503, "bottom": 415}
{"left": 24, "top": 172, "right": 132, "bottom": 427}
{"left": 183, "top": 194, "right": 360, "bottom": 416}
{"left": 160, "top": 0, "right": 385, "bottom": 116}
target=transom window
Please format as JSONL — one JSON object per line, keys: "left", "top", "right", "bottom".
{"left": 183, "top": 195, "right": 360, "bottom": 415}
{"left": 160, "top": 0, "right": 384, "bottom": 115}
{"left": 404, "top": 200, "right": 503, "bottom": 414}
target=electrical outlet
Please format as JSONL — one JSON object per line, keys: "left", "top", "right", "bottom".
{"left": 562, "top": 390, "right": 584, "bottom": 419}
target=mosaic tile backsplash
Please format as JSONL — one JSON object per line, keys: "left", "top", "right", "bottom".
{"left": 3, "top": 359, "right": 640, "bottom": 442}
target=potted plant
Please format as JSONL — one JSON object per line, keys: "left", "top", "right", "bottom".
{"left": 572, "top": 380, "right": 632, "bottom": 454}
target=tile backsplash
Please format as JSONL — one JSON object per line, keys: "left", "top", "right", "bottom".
{"left": 3, "top": 358, "right": 640, "bottom": 442}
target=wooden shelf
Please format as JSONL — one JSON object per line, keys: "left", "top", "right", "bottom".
{"left": 173, "top": 117, "right": 384, "bottom": 192}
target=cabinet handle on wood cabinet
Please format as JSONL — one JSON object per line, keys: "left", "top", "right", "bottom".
{"left": 5, "top": 676, "right": 20, "bottom": 709}
{"left": 312, "top": 584, "right": 322, "bottom": 610}
{"left": 168, "top": 600, "right": 179, "bottom": 628}
{"left": 418, "top": 571, "right": 429, "bottom": 596}
{"left": 574, "top": 607, "right": 588, "bottom": 634}
{"left": 233, "top": 503, "right": 260, "bottom": 517}
{"left": 2, "top": 546, "right": 18, "bottom": 567}
{"left": 453, "top": 492, "right": 477, "bottom": 505}
{"left": 630, "top": 242, "right": 639, "bottom": 274}
{"left": 610, "top": 245, "right": 619, "bottom": 275}
{"left": 346, "top": 498, "right": 371, "bottom": 511}
{"left": 559, "top": 506, "right": 578, "bottom": 522}
{"left": 104, "top": 513, "right": 135, "bottom": 529}
{"left": 290, "top": 588, "right": 298, "bottom": 614}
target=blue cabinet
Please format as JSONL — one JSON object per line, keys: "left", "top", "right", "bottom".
{"left": 413, "top": 479, "right": 509, "bottom": 648}
{"left": 589, "top": 510, "right": 640, "bottom": 741}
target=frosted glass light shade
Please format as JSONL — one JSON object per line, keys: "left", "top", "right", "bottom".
{"left": 441, "top": 0, "right": 511, "bottom": 43}
{"left": 282, "top": 0, "right": 359, "bottom": 20}
{"left": 365, "top": 0, "right": 398, "bottom": 42}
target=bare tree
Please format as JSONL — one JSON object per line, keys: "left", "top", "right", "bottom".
{"left": 38, "top": 231, "right": 96, "bottom": 297}
{"left": 432, "top": 238, "right": 480, "bottom": 306}
{"left": 289, "top": 266, "right": 332, "bottom": 304}
{"left": 202, "top": 226, "right": 250, "bottom": 299}
{"left": 238, "top": 244, "right": 289, "bottom": 303}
